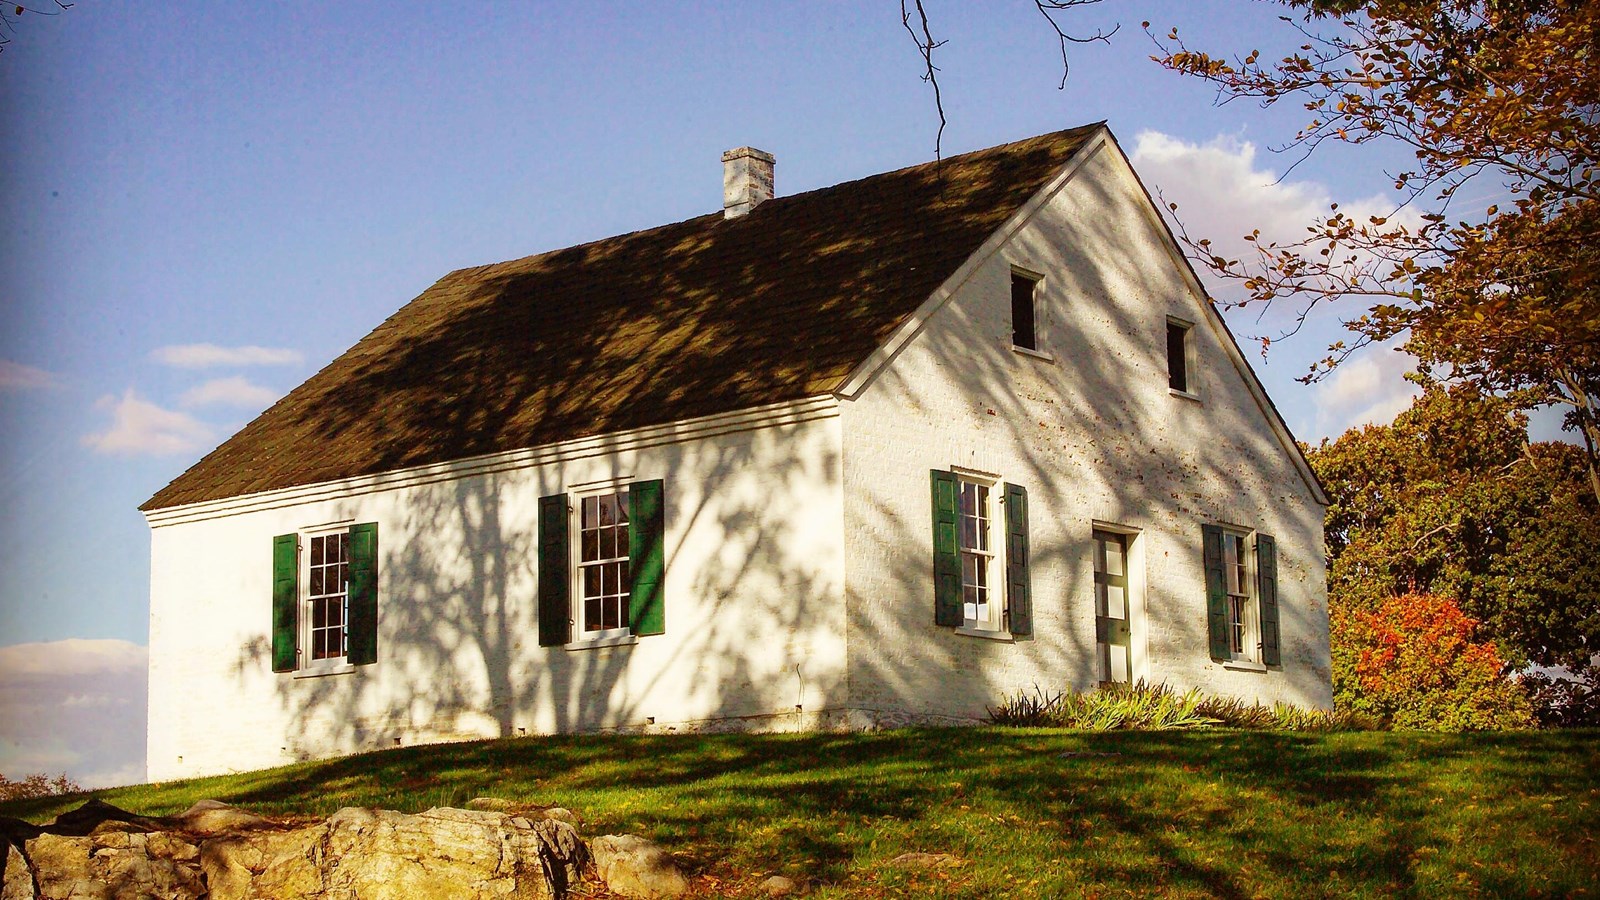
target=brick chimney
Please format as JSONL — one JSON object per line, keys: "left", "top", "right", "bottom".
{"left": 722, "top": 147, "right": 775, "bottom": 219}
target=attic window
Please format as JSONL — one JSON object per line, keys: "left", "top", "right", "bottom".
{"left": 1167, "top": 317, "right": 1195, "bottom": 395}
{"left": 1011, "top": 272, "right": 1039, "bottom": 351}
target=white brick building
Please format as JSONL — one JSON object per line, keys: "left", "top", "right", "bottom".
{"left": 144, "top": 124, "right": 1331, "bottom": 781}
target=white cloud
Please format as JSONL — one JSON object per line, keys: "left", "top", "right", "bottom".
{"left": 82, "top": 389, "right": 215, "bottom": 456}
{"left": 151, "top": 343, "right": 302, "bottom": 369}
{"left": 1310, "top": 345, "right": 1423, "bottom": 438}
{"left": 1130, "top": 131, "right": 1413, "bottom": 322}
{"left": 0, "top": 639, "right": 147, "bottom": 789}
{"left": 180, "top": 376, "right": 281, "bottom": 409}
{"left": 0, "top": 359, "right": 55, "bottom": 390}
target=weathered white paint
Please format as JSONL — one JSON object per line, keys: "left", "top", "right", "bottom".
{"left": 146, "top": 129, "right": 1331, "bottom": 782}
{"left": 838, "top": 136, "right": 1331, "bottom": 721}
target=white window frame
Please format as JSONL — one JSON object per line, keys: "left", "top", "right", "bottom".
{"left": 1222, "top": 528, "right": 1261, "bottom": 664}
{"left": 570, "top": 482, "right": 634, "bottom": 645}
{"left": 1166, "top": 315, "right": 1199, "bottom": 400}
{"left": 299, "top": 523, "right": 353, "bottom": 675}
{"left": 1009, "top": 266, "right": 1054, "bottom": 361}
{"left": 952, "top": 469, "right": 1011, "bottom": 636}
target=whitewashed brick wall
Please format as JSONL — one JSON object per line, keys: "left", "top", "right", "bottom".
{"left": 837, "top": 138, "right": 1332, "bottom": 721}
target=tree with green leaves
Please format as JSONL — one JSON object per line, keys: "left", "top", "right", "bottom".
{"left": 1307, "top": 381, "right": 1600, "bottom": 672}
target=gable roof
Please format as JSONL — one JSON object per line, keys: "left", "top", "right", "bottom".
{"left": 142, "top": 124, "right": 1103, "bottom": 510}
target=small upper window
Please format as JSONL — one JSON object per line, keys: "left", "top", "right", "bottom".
{"left": 1167, "top": 318, "right": 1192, "bottom": 393}
{"left": 1011, "top": 272, "right": 1038, "bottom": 351}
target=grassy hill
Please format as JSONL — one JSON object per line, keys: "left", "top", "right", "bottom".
{"left": 4, "top": 728, "right": 1596, "bottom": 898}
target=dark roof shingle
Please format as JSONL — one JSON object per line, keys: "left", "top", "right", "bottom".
{"left": 143, "top": 124, "right": 1100, "bottom": 510}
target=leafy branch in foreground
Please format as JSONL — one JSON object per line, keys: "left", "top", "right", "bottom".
{"left": 1150, "top": 0, "right": 1600, "bottom": 500}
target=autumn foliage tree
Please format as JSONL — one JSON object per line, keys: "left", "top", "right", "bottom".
{"left": 1152, "top": 0, "right": 1600, "bottom": 500}
{"left": 1331, "top": 593, "right": 1535, "bottom": 728}
{"left": 1307, "top": 381, "right": 1600, "bottom": 672}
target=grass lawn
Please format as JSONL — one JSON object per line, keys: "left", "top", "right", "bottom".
{"left": 3, "top": 728, "right": 1596, "bottom": 898}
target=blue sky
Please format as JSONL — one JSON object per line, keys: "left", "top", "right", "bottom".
{"left": 0, "top": 2, "right": 1503, "bottom": 785}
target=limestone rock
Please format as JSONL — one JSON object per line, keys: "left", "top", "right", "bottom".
{"left": 466, "top": 797, "right": 518, "bottom": 812}
{"left": 11, "top": 799, "right": 591, "bottom": 900}
{"left": 590, "top": 834, "right": 689, "bottom": 899}
{"left": 3, "top": 843, "right": 35, "bottom": 900}
{"left": 26, "top": 831, "right": 205, "bottom": 900}
{"left": 762, "top": 874, "right": 800, "bottom": 896}
{"left": 170, "top": 800, "right": 272, "bottom": 837}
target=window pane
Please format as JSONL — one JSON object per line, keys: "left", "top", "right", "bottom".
{"left": 619, "top": 559, "right": 630, "bottom": 591}
{"left": 312, "top": 600, "right": 326, "bottom": 629}
{"left": 584, "top": 597, "right": 602, "bottom": 631}
{"left": 583, "top": 566, "right": 601, "bottom": 597}
{"left": 310, "top": 537, "right": 323, "bottom": 567}
{"left": 581, "top": 529, "right": 598, "bottom": 562}
{"left": 582, "top": 496, "right": 597, "bottom": 528}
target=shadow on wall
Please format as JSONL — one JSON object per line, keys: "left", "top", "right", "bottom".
{"left": 227, "top": 146, "right": 1325, "bottom": 756}
{"left": 838, "top": 157, "right": 1328, "bottom": 713}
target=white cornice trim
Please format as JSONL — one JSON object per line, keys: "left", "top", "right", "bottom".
{"left": 833, "top": 127, "right": 1111, "bottom": 400}
{"left": 146, "top": 395, "right": 840, "bottom": 528}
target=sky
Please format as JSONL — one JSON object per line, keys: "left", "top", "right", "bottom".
{"left": 0, "top": 1, "right": 1549, "bottom": 787}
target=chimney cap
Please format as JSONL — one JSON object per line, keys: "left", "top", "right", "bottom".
{"left": 722, "top": 146, "right": 776, "bottom": 164}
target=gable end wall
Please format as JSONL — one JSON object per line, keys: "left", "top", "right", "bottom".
{"left": 838, "top": 140, "right": 1332, "bottom": 720}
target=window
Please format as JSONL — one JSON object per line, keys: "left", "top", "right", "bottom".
{"left": 930, "top": 469, "right": 1031, "bottom": 636}
{"left": 1093, "top": 529, "right": 1131, "bottom": 684}
{"left": 307, "top": 531, "right": 350, "bottom": 662}
{"left": 958, "top": 477, "right": 996, "bottom": 628}
{"left": 539, "top": 479, "right": 666, "bottom": 647}
{"left": 1167, "top": 317, "right": 1193, "bottom": 394}
{"left": 1222, "top": 531, "right": 1255, "bottom": 660}
{"left": 1011, "top": 272, "right": 1039, "bottom": 351}
{"left": 1202, "top": 524, "right": 1281, "bottom": 666}
{"left": 577, "top": 491, "right": 631, "bottom": 637}
{"left": 271, "top": 522, "right": 379, "bottom": 674}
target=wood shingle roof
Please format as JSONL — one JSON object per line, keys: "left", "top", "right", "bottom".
{"left": 143, "top": 124, "right": 1101, "bottom": 510}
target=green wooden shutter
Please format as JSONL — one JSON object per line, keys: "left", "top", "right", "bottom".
{"left": 346, "top": 522, "right": 379, "bottom": 666}
{"left": 629, "top": 479, "right": 667, "bottom": 636}
{"left": 271, "top": 533, "right": 299, "bottom": 673}
{"left": 930, "top": 470, "right": 961, "bottom": 627}
{"left": 1256, "top": 533, "right": 1281, "bottom": 666}
{"left": 1202, "top": 524, "right": 1230, "bottom": 661}
{"left": 1003, "top": 482, "right": 1032, "bottom": 635}
{"left": 538, "top": 493, "right": 571, "bottom": 647}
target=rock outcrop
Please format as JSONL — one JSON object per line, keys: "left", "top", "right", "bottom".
{"left": 1, "top": 799, "right": 596, "bottom": 900}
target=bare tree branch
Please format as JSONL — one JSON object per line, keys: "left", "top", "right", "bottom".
{"left": 0, "top": 1, "right": 73, "bottom": 55}
{"left": 901, "top": 0, "right": 949, "bottom": 159}
{"left": 1033, "top": 0, "right": 1118, "bottom": 89}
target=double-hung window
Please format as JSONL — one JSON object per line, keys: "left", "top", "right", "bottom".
{"left": 577, "top": 490, "right": 631, "bottom": 638}
{"left": 271, "top": 522, "right": 379, "bottom": 674}
{"left": 931, "top": 469, "right": 1031, "bottom": 636}
{"left": 1202, "top": 524, "right": 1280, "bottom": 666}
{"left": 539, "top": 479, "right": 666, "bottom": 648}
{"left": 958, "top": 477, "right": 997, "bottom": 628}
